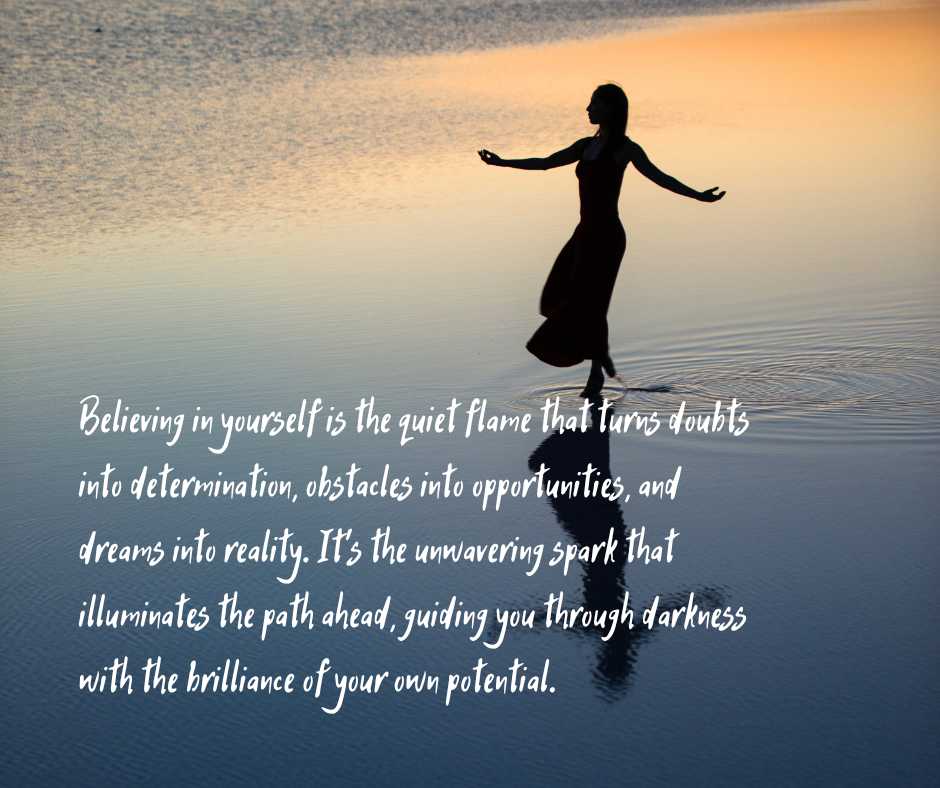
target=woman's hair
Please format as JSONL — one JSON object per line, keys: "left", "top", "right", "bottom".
{"left": 595, "top": 83, "right": 628, "bottom": 149}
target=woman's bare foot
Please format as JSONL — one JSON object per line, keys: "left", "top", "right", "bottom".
{"left": 602, "top": 355, "right": 616, "bottom": 377}
{"left": 580, "top": 359, "right": 604, "bottom": 397}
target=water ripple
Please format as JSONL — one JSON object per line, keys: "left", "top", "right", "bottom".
{"left": 507, "top": 341, "right": 940, "bottom": 434}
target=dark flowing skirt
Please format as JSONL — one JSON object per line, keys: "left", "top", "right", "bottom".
{"left": 526, "top": 217, "right": 626, "bottom": 367}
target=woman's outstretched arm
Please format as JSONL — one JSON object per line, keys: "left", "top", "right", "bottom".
{"left": 627, "top": 141, "right": 725, "bottom": 202}
{"left": 478, "top": 138, "right": 590, "bottom": 170}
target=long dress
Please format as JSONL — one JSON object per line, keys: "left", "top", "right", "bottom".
{"left": 526, "top": 142, "right": 627, "bottom": 367}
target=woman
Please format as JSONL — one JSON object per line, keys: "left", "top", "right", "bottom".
{"left": 479, "top": 83, "right": 724, "bottom": 396}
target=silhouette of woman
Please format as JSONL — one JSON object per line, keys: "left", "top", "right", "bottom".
{"left": 479, "top": 83, "right": 724, "bottom": 395}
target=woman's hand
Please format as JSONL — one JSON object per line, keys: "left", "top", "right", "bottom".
{"left": 697, "top": 187, "right": 726, "bottom": 202}
{"left": 478, "top": 149, "right": 503, "bottom": 166}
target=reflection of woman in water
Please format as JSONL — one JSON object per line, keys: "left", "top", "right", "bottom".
{"left": 479, "top": 83, "right": 725, "bottom": 396}
{"left": 527, "top": 402, "right": 725, "bottom": 697}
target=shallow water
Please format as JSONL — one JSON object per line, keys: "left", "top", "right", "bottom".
{"left": 2, "top": 1, "right": 939, "bottom": 786}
